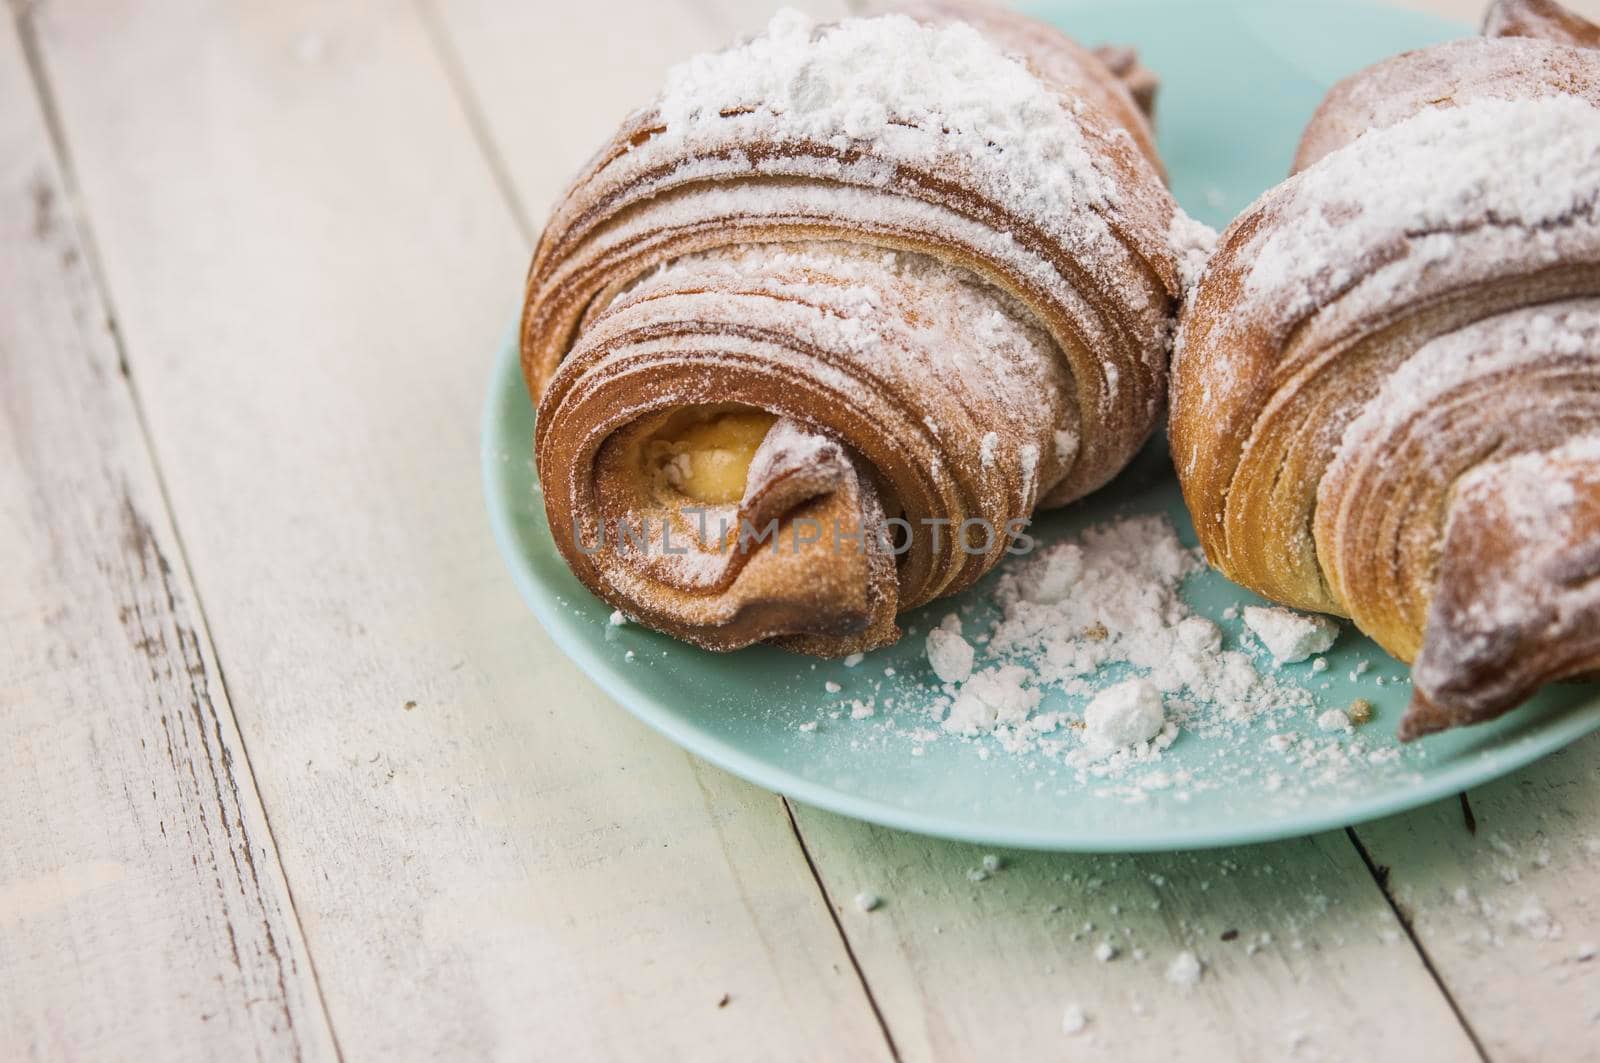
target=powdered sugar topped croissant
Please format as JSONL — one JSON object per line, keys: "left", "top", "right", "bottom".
{"left": 523, "top": 3, "right": 1206, "bottom": 654}
{"left": 1172, "top": 0, "right": 1600, "bottom": 738}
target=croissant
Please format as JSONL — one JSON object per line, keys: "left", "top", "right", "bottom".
{"left": 1172, "top": 0, "right": 1600, "bottom": 739}
{"left": 522, "top": 3, "right": 1202, "bottom": 654}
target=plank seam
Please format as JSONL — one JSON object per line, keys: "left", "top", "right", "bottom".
{"left": 1346, "top": 825, "right": 1491, "bottom": 1062}
{"left": 10, "top": 6, "right": 346, "bottom": 1059}
{"left": 413, "top": 0, "right": 538, "bottom": 246}
{"left": 781, "top": 798, "right": 903, "bottom": 1063}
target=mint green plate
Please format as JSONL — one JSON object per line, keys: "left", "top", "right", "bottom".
{"left": 484, "top": 0, "right": 1600, "bottom": 850}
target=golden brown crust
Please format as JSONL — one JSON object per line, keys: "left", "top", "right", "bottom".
{"left": 1401, "top": 435, "right": 1600, "bottom": 739}
{"left": 537, "top": 243, "right": 1077, "bottom": 651}
{"left": 1173, "top": 1, "right": 1600, "bottom": 736}
{"left": 1293, "top": 36, "right": 1600, "bottom": 173}
{"left": 522, "top": 14, "right": 1183, "bottom": 504}
{"left": 522, "top": 3, "right": 1188, "bottom": 654}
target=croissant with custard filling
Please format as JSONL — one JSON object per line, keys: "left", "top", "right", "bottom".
{"left": 523, "top": 2, "right": 1205, "bottom": 654}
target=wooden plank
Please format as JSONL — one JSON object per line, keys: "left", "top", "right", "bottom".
{"left": 1352, "top": 734, "right": 1600, "bottom": 1061}
{"left": 0, "top": 12, "right": 337, "bottom": 1062}
{"left": 27, "top": 0, "right": 891, "bottom": 1059}
{"left": 793, "top": 813, "right": 1482, "bottom": 1061}
{"left": 433, "top": 0, "right": 1488, "bottom": 1058}
{"left": 419, "top": 0, "right": 847, "bottom": 229}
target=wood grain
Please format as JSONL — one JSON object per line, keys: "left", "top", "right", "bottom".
{"left": 26, "top": 0, "right": 890, "bottom": 1058}
{"left": 791, "top": 813, "right": 1485, "bottom": 1061}
{"left": 1354, "top": 736, "right": 1600, "bottom": 1062}
{"left": 0, "top": 11, "right": 336, "bottom": 1061}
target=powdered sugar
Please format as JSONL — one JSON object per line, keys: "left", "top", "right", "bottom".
{"left": 1459, "top": 434, "right": 1600, "bottom": 545}
{"left": 1165, "top": 950, "right": 1203, "bottom": 987}
{"left": 1175, "top": 616, "right": 1222, "bottom": 656}
{"left": 1317, "top": 708, "right": 1353, "bottom": 733}
{"left": 658, "top": 10, "right": 1124, "bottom": 247}
{"left": 1415, "top": 432, "right": 1600, "bottom": 709}
{"left": 597, "top": 495, "right": 1433, "bottom": 815}
{"left": 944, "top": 665, "right": 1041, "bottom": 735}
{"left": 883, "top": 511, "right": 1397, "bottom": 797}
{"left": 1244, "top": 95, "right": 1600, "bottom": 326}
{"left": 926, "top": 622, "right": 977, "bottom": 684}
{"left": 1083, "top": 679, "right": 1166, "bottom": 750}
{"left": 1333, "top": 300, "right": 1600, "bottom": 473}
{"left": 1169, "top": 210, "right": 1219, "bottom": 293}
{"left": 983, "top": 518, "right": 1311, "bottom": 724}
{"left": 1244, "top": 606, "right": 1339, "bottom": 664}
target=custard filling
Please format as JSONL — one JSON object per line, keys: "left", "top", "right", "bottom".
{"left": 642, "top": 406, "right": 778, "bottom": 505}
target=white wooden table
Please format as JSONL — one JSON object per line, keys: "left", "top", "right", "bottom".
{"left": 3, "top": 0, "right": 1598, "bottom": 1059}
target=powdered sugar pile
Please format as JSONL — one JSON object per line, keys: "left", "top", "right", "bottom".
{"left": 683, "top": 504, "right": 1431, "bottom": 804}
{"left": 1165, "top": 949, "right": 1203, "bottom": 987}
{"left": 926, "top": 619, "right": 977, "bottom": 684}
{"left": 1243, "top": 606, "right": 1339, "bottom": 665}
{"left": 973, "top": 515, "right": 1313, "bottom": 726}
{"left": 944, "top": 660, "right": 1041, "bottom": 735}
{"left": 830, "top": 511, "right": 1417, "bottom": 800}
{"left": 1083, "top": 679, "right": 1166, "bottom": 751}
